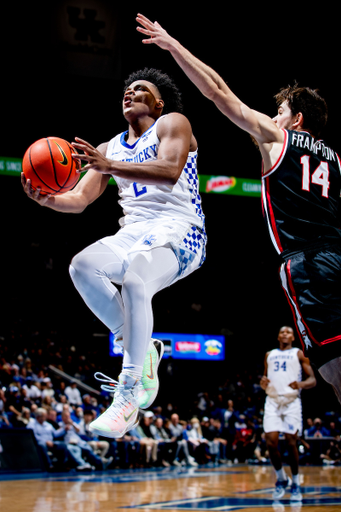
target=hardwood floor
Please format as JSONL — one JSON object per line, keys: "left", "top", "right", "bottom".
{"left": 1, "top": 464, "right": 341, "bottom": 511}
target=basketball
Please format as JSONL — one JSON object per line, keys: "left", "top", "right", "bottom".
{"left": 22, "top": 137, "right": 81, "bottom": 195}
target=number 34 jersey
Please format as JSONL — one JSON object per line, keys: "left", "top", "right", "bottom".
{"left": 266, "top": 347, "right": 302, "bottom": 402}
{"left": 262, "top": 129, "right": 341, "bottom": 258}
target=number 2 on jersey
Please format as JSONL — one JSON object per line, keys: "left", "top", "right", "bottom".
{"left": 301, "top": 155, "right": 330, "bottom": 198}
{"left": 133, "top": 182, "right": 147, "bottom": 197}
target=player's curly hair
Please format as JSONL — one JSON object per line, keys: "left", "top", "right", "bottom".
{"left": 274, "top": 82, "right": 328, "bottom": 138}
{"left": 124, "top": 68, "right": 183, "bottom": 114}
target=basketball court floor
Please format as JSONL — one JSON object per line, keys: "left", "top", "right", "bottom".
{"left": 1, "top": 463, "right": 341, "bottom": 512}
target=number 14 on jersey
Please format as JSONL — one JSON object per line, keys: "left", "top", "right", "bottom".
{"left": 301, "top": 156, "right": 330, "bottom": 198}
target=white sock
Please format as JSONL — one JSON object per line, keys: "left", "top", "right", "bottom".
{"left": 122, "top": 365, "right": 143, "bottom": 380}
{"left": 275, "top": 467, "right": 286, "bottom": 481}
{"left": 292, "top": 473, "right": 299, "bottom": 485}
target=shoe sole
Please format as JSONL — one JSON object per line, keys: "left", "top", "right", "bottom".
{"left": 272, "top": 476, "right": 292, "bottom": 500}
{"left": 89, "top": 418, "right": 139, "bottom": 439}
{"left": 139, "top": 339, "right": 164, "bottom": 409}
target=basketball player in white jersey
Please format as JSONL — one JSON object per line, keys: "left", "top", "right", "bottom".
{"left": 21, "top": 68, "right": 206, "bottom": 439}
{"left": 260, "top": 326, "right": 316, "bottom": 501}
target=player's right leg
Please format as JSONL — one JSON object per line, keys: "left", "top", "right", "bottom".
{"left": 69, "top": 241, "right": 126, "bottom": 337}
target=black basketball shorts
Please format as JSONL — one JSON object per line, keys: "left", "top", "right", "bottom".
{"left": 279, "top": 244, "right": 341, "bottom": 368}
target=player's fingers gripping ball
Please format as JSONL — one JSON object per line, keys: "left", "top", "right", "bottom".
{"left": 22, "top": 137, "right": 81, "bottom": 195}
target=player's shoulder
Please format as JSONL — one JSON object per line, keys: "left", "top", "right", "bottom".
{"left": 157, "top": 112, "right": 192, "bottom": 133}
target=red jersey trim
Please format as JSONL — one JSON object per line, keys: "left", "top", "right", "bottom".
{"left": 262, "top": 129, "right": 288, "bottom": 178}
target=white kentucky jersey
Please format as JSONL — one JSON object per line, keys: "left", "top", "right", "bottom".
{"left": 266, "top": 347, "right": 302, "bottom": 404}
{"left": 106, "top": 115, "right": 205, "bottom": 229}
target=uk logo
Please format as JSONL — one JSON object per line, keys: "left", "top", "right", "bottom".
{"left": 142, "top": 235, "right": 156, "bottom": 246}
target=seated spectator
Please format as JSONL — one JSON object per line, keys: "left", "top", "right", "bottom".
{"left": 58, "top": 409, "right": 104, "bottom": 470}
{"left": 0, "top": 388, "right": 11, "bottom": 428}
{"left": 150, "top": 416, "right": 177, "bottom": 466}
{"left": 22, "top": 377, "right": 41, "bottom": 402}
{"left": 64, "top": 381, "right": 82, "bottom": 407}
{"left": 187, "top": 417, "right": 209, "bottom": 464}
{"left": 307, "top": 418, "right": 331, "bottom": 438}
{"left": 27, "top": 407, "right": 70, "bottom": 471}
{"left": 168, "top": 413, "right": 197, "bottom": 466}
{"left": 321, "top": 435, "right": 341, "bottom": 465}
{"left": 232, "top": 417, "right": 257, "bottom": 463}
{"left": 208, "top": 418, "right": 228, "bottom": 463}
{"left": 78, "top": 409, "right": 113, "bottom": 468}
{"left": 131, "top": 414, "right": 159, "bottom": 467}
{"left": 5, "top": 385, "right": 31, "bottom": 427}
{"left": 327, "top": 421, "right": 341, "bottom": 438}
{"left": 46, "top": 408, "right": 60, "bottom": 430}
{"left": 16, "top": 406, "right": 32, "bottom": 428}
{"left": 40, "top": 377, "right": 55, "bottom": 400}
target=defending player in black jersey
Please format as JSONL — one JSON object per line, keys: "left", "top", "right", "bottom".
{"left": 136, "top": 14, "right": 341, "bottom": 403}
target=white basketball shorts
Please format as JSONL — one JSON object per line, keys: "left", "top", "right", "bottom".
{"left": 263, "top": 396, "right": 303, "bottom": 436}
{"left": 99, "top": 218, "right": 207, "bottom": 284}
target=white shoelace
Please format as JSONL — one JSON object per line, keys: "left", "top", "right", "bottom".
{"left": 93, "top": 372, "right": 138, "bottom": 421}
{"left": 94, "top": 372, "right": 119, "bottom": 393}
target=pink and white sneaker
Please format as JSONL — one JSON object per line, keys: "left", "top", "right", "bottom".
{"left": 89, "top": 373, "right": 139, "bottom": 438}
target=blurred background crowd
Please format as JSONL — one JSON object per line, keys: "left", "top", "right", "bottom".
{"left": 1, "top": 324, "right": 341, "bottom": 473}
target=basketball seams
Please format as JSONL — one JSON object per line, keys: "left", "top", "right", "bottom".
{"left": 46, "top": 138, "right": 64, "bottom": 192}
{"left": 23, "top": 137, "right": 80, "bottom": 195}
{"left": 28, "top": 146, "right": 60, "bottom": 194}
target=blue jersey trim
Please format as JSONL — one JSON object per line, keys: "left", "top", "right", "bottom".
{"left": 119, "top": 121, "right": 157, "bottom": 150}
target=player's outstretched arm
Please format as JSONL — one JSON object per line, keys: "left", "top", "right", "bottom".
{"left": 21, "top": 143, "right": 110, "bottom": 213}
{"left": 136, "top": 13, "right": 279, "bottom": 146}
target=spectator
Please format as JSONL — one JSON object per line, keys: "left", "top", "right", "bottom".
{"left": 22, "top": 377, "right": 41, "bottom": 402}
{"left": 208, "top": 418, "right": 228, "bottom": 463}
{"left": 307, "top": 418, "right": 331, "bottom": 438}
{"left": 78, "top": 410, "right": 113, "bottom": 467}
{"left": 321, "top": 434, "right": 341, "bottom": 465}
{"left": 27, "top": 407, "right": 69, "bottom": 471}
{"left": 232, "top": 418, "right": 257, "bottom": 463}
{"left": 187, "top": 417, "right": 209, "bottom": 464}
{"left": 168, "top": 413, "right": 197, "bottom": 466}
{"left": 132, "top": 415, "right": 159, "bottom": 467}
{"left": 64, "top": 381, "right": 82, "bottom": 407}
{"left": 150, "top": 416, "right": 176, "bottom": 466}
{"left": 0, "top": 388, "right": 10, "bottom": 428}
{"left": 46, "top": 408, "right": 59, "bottom": 430}
{"left": 327, "top": 421, "right": 341, "bottom": 438}
{"left": 41, "top": 377, "right": 55, "bottom": 400}
{"left": 222, "top": 399, "right": 237, "bottom": 428}
{"left": 59, "top": 409, "right": 104, "bottom": 470}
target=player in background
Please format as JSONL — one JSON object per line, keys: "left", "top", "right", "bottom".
{"left": 21, "top": 68, "right": 206, "bottom": 438}
{"left": 136, "top": 14, "right": 341, "bottom": 402}
{"left": 260, "top": 326, "right": 316, "bottom": 501}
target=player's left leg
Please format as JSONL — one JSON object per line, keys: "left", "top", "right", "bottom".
{"left": 89, "top": 246, "right": 179, "bottom": 438}
{"left": 265, "top": 431, "right": 291, "bottom": 499}
{"left": 284, "top": 433, "right": 302, "bottom": 501}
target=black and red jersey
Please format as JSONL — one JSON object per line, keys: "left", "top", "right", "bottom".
{"left": 262, "top": 129, "right": 341, "bottom": 258}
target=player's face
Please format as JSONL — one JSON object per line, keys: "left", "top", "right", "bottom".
{"left": 278, "top": 326, "right": 295, "bottom": 345}
{"left": 123, "top": 80, "right": 162, "bottom": 119}
{"left": 272, "top": 101, "right": 296, "bottom": 130}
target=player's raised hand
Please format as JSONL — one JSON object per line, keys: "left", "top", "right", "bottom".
{"left": 136, "top": 14, "right": 175, "bottom": 50}
{"left": 72, "top": 138, "right": 111, "bottom": 174}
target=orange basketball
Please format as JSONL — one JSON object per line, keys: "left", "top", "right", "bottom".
{"left": 22, "top": 137, "right": 81, "bottom": 195}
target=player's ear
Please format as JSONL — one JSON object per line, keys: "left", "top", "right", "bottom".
{"left": 156, "top": 99, "right": 164, "bottom": 110}
{"left": 293, "top": 112, "right": 304, "bottom": 129}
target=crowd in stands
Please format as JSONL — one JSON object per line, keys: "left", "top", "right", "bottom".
{"left": 1, "top": 331, "right": 341, "bottom": 472}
